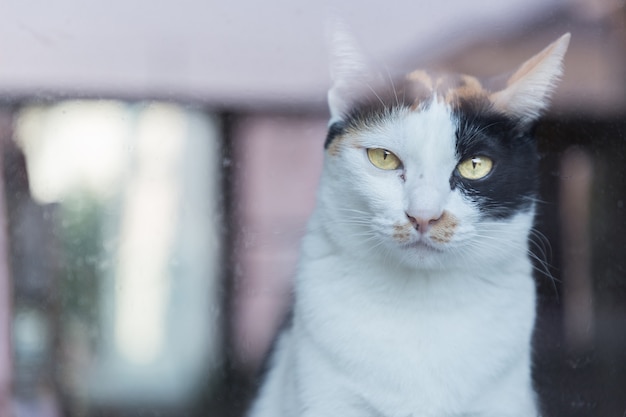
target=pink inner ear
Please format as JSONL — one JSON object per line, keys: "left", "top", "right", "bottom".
{"left": 489, "top": 33, "right": 571, "bottom": 122}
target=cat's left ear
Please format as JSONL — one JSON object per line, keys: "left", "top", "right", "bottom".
{"left": 489, "top": 33, "right": 571, "bottom": 123}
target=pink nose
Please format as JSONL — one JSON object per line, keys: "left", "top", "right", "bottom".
{"left": 406, "top": 212, "right": 442, "bottom": 232}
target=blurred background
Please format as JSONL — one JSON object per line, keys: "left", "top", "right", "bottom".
{"left": 0, "top": 0, "right": 625, "bottom": 416}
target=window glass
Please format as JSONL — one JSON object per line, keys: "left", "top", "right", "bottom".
{"left": 8, "top": 101, "right": 224, "bottom": 413}
{"left": 0, "top": 2, "right": 624, "bottom": 416}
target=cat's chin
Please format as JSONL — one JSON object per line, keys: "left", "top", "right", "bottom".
{"left": 392, "top": 239, "right": 454, "bottom": 270}
{"left": 401, "top": 240, "right": 444, "bottom": 253}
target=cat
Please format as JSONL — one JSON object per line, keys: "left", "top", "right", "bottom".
{"left": 247, "top": 30, "right": 570, "bottom": 417}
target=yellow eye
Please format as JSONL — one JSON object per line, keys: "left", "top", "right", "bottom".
{"left": 457, "top": 156, "right": 493, "bottom": 180}
{"left": 367, "top": 148, "right": 402, "bottom": 170}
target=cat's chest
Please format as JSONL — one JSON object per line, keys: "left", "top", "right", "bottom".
{"left": 300, "top": 248, "right": 528, "bottom": 338}
{"left": 293, "top": 249, "right": 535, "bottom": 413}
{"left": 294, "top": 257, "right": 528, "bottom": 414}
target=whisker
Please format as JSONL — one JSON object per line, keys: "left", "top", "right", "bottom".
{"left": 384, "top": 65, "right": 400, "bottom": 108}
{"left": 362, "top": 81, "right": 387, "bottom": 109}
{"left": 457, "top": 231, "right": 559, "bottom": 296}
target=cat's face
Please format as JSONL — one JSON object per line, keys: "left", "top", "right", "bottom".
{"left": 321, "top": 33, "right": 570, "bottom": 270}
{"left": 320, "top": 96, "right": 537, "bottom": 270}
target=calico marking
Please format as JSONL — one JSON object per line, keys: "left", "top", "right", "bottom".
{"left": 325, "top": 70, "right": 542, "bottom": 221}
{"left": 324, "top": 120, "right": 346, "bottom": 149}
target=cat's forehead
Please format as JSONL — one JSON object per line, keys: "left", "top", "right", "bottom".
{"left": 324, "top": 70, "right": 495, "bottom": 155}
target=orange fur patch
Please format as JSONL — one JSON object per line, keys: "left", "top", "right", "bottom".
{"left": 429, "top": 211, "right": 458, "bottom": 243}
{"left": 326, "top": 135, "right": 344, "bottom": 157}
{"left": 326, "top": 132, "right": 360, "bottom": 157}
{"left": 406, "top": 71, "right": 489, "bottom": 110}
{"left": 393, "top": 223, "right": 413, "bottom": 243}
{"left": 444, "top": 75, "right": 488, "bottom": 105}
{"left": 407, "top": 70, "right": 434, "bottom": 91}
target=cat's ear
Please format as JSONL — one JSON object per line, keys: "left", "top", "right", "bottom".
{"left": 327, "top": 21, "right": 377, "bottom": 125}
{"left": 489, "top": 33, "right": 571, "bottom": 122}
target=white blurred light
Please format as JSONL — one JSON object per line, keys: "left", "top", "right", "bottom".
{"left": 114, "top": 104, "right": 185, "bottom": 364}
{"left": 15, "top": 101, "right": 130, "bottom": 203}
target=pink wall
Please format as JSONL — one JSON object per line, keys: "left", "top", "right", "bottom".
{"left": 231, "top": 114, "right": 327, "bottom": 370}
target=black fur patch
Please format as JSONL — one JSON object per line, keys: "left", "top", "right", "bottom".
{"left": 452, "top": 100, "right": 539, "bottom": 219}
{"left": 324, "top": 121, "right": 346, "bottom": 148}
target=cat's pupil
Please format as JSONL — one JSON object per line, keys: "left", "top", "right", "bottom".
{"left": 383, "top": 151, "right": 390, "bottom": 160}
{"left": 471, "top": 158, "right": 478, "bottom": 169}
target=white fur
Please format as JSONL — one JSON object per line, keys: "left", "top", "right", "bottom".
{"left": 248, "top": 100, "right": 539, "bottom": 417}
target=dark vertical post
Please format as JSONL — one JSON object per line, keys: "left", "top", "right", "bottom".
{"left": 0, "top": 107, "right": 14, "bottom": 417}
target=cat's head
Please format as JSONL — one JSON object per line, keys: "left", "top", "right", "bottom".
{"left": 319, "top": 33, "right": 570, "bottom": 270}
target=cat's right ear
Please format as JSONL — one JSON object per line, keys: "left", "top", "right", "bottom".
{"left": 327, "top": 21, "right": 374, "bottom": 125}
{"left": 489, "top": 33, "right": 571, "bottom": 123}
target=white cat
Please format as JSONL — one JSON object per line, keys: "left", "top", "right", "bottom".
{"left": 248, "top": 32, "right": 570, "bottom": 417}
